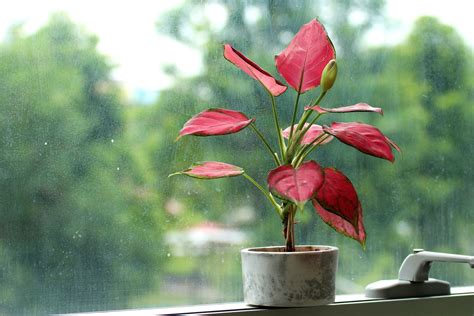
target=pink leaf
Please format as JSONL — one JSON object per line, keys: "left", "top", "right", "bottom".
{"left": 386, "top": 136, "right": 402, "bottom": 154}
{"left": 313, "top": 168, "right": 366, "bottom": 245}
{"left": 223, "top": 44, "right": 287, "bottom": 96}
{"left": 171, "top": 161, "right": 244, "bottom": 179}
{"left": 178, "top": 108, "right": 254, "bottom": 139}
{"left": 313, "top": 200, "right": 366, "bottom": 246}
{"left": 267, "top": 160, "right": 324, "bottom": 204}
{"left": 282, "top": 123, "right": 333, "bottom": 145}
{"left": 305, "top": 103, "right": 383, "bottom": 115}
{"left": 315, "top": 168, "right": 360, "bottom": 228}
{"left": 275, "top": 19, "right": 335, "bottom": 93}
{"left": 324, "top": 122, "right": 397, "bottom": 162}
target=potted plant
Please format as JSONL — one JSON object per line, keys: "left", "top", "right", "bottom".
{"left": 170, "top": 19, "right": 399, "bottom": 306}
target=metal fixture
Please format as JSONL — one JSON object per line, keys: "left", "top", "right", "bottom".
{"left": 365, "top": 249, "right": 474, "bottom": 299}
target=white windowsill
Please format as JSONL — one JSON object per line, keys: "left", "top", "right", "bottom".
{"left": 61, "top": 286, "right": 474, "bottom": 316}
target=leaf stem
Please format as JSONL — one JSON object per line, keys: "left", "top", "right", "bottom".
{"left": 250, "top": 123, "right": 281, "bottom": 166}
{"left": 284, "top": 204, "right": 296, "bottom": 252}
{"left": 296, "top": 90, "right": 327, "bottom": 132}
{"left": 243, "top": 173, "right": 283, "bottom": 219}
{"left": 269, "top": 93, "right": 285, "bottom": 160}
{"left": 292, "top": 113, "right": 322, "bottom": 152}
{"left": 288, "top": 62, "right": 308, "bottom": 145}
{"left": 293, "top": 133, "right": 332, "bottom": 167}
{"left": 288, "top": 90, "right": 302, "bottom": 143}
{"left": 311, "top": 90, "right": 327, "bottom": 107}
{"left": 286, "top": 90, "right": 327, "bottom": 163}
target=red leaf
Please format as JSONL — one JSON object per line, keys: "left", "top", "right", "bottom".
{"left": 178, "top": 108, "right": 254, "bottom": 139}
{"left": 282, "top": 123, "right": 333, "bottom": 145}
{"left": 267, "top": 160, "right": 324, "bottom": 204}
{"left": 313, "top": 168, "right": 366, "bottom": 245}
{"left": 223, "top": 44, "right": 287, "bottom": 96}
{"left": 315, "top": 168, "right": 359, "bottom": 227}
{"left": 386, "top": 136, "right": 402, "bottom": 154}
{"left": 313, "top": 199, "right": 366, "bottom": 246}
{"left": 324, "top": 122, "right": 397, "bottom": 162}
{"left": 171, "top": 161, "right": 244, "bottom": 179}
{"left": 275, "top": 19, "right": 335, "bottom": 93}
{"left": 306, "top": 103, "right": 383, "bottom": 115}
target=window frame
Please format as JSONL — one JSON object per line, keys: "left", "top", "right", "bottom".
{"left": 61, "top": 287, "right": 474, "bottom": 315}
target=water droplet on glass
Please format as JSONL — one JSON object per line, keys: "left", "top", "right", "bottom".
{"left": 73, "top": 231, "right": 82, "bottom": 239}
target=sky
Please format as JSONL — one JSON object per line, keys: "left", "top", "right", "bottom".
{"left": 368, "top": 0, "right": 474, "bottom": 47}
{"left": 0, "top": 0, "right": 472, "bottom": 103}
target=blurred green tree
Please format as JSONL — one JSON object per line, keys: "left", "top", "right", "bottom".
{"left": 0, "top": 15, "right": 162, "bottom": 314}
{"left": 351, "top": 16, "right": 474, "bottom": 284}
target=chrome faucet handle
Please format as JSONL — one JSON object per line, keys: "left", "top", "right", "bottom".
{"left": 398, "top": 249, "right": 474, "bottom": 282}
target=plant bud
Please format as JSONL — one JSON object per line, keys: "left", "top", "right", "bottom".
{"left": 321, "top": 59, "right": 337, "bottom": 92}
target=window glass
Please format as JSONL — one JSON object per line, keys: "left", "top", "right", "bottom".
{"left": 0, "top": 0, "right": 472, "bottom": 314}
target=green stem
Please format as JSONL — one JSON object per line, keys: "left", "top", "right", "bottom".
{"left": 311, "top": 90, "right": 327, "bottom": 107}
{"left": 243, "top": 173, "right": 283, "bottom": 219}
{"left": 288, "top": 64, "right": 308, "bottom": 145}
{"left": 250, "top": 123, "right": 281, "bottom": 166}
{"left": 296, "top": 90, "right": 327, "bottom": 133}
{"left": 291, "top": 113, "right": 322, "bottom": 156}
{"left": 269, "top": 93, "right": 285, "bottom": 160}
{"left": 293, "top": 133, "right": 331, "bottom": 167}
{"left": 288, "top": 90, "right": 302, "bottom": 143}
{"left": 284, "top": 91, "right": 302, "bottom": 164}
{"left": 300, "top": 113, "right": 322, "bottom": 139}
{"left": 286, "top": 91, "right": 327, "bottom": 163}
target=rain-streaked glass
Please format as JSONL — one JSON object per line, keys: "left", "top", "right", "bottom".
{"left": 0, "top": 1, "right": 472, "bottom": 314}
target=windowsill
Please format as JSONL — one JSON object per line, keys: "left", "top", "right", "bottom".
{"left": 61, "top": 286, "right": 474, "bottom": 315}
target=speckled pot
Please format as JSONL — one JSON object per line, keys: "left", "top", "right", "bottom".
{"left": 241, "top": 245, "right": 338, "bottom": 307}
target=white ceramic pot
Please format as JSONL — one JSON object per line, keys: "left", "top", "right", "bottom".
{"left": 241, "top": 245, "right": 338, "bottom": 307}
